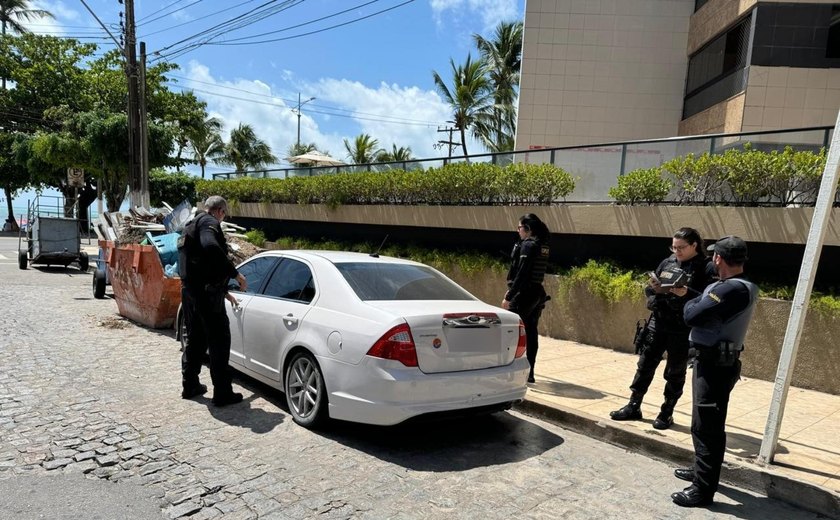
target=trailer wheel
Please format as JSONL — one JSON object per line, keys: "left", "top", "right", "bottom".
{"left": 18, "top": 250, "right": 27, "bottom": 270}
{"left": 92, "top": 269, "right": 107, "bottom": 299}
{"left": 78, "top": 252, "right": 89, "bottom": 272}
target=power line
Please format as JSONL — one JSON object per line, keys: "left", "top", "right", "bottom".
{"left": 166, "top": 83, "right": 441, "bottom": 127}
{"left": 151, "top": 0, "right": 303, "bottom": 59}
{"left": 154, "top": 0, "right": 411, "bottom": 62}
{"left": 138, "top": 0, "right": 259, "bottom": 38}
{"left": 136, "top": 0, "right": 190, "bottom": 23}
{"left": 136, "top": 0, "right": 204, "bottom": 28}
{"left": 166, "top": 74, "right": 443, "bottom": 125}
{"left": 209, "top": 0, "right": 413, "bottom": 46}
{"left": 214, "top": 0, "right": 381, "bottom": 44}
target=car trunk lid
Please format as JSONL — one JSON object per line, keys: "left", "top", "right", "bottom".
{"left": 365, "top": 301, "right": 520, "bottom": 373}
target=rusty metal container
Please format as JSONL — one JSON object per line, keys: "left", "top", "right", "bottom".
{"left": 102, "top": 240, "right": 181, "bottom": 328}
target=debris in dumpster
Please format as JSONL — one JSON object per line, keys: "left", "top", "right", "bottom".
{"left": 95, "top": 201, "right": 265, "bottom": 275}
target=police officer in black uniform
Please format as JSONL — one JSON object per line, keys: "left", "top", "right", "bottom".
{"left": 502, "top": 213, "right": 550, "bottom": 384}
{"left": 671, "top": 236, "right": 758, "bottom": 507}
{"left": 179, "top": 196, "right": 247, "bottom": 406}
{"left": 611, "top": 228, "right": 716, "bottom": 429}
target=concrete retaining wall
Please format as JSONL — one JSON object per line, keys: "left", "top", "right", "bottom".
{"left": 447, "top": 268, "right": 840, "bottom": 396}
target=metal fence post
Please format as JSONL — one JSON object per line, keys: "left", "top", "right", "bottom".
{"left": 824, "top": 128, "right": 831, "bottom": 150}
{"left": 709, "top": 137, "right": 716, "bottom": 154}
{"left": 619, "top": 144, "right": 628, "bottom": 175}
{"left": 550, "top": 149, "right": 555, "bottom": 165}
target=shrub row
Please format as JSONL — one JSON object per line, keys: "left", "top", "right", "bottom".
{"left": 610, "top": 145, "right": 828, "bottom": 206}
{"left": 262, "top": 235, "right": 840, "bottom": 317}
{"left": 196, "top": 162, "right": 576, "bottom": 207}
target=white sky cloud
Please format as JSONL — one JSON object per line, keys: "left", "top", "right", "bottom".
{"left": 181, "top": 61, "right": 482, "bottom": 172}
{"left": 429, "top": 0, "right": 518, "bottom": 31}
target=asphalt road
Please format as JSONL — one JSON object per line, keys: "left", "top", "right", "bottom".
{"left": 0, "top": 236, "right": 824, "bottom": 519}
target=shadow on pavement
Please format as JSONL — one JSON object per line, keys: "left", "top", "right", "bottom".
{"left": 319, "top": 411, "right": 565, "bottom": 472}
{"left": 711, "top": 485, "right": 819, "bottom": 520}
{"left": 530, "top": 379, "right": 606, "bottom": 400}
{"left": 203, "top": 393, "right": 286, "bottom": 434}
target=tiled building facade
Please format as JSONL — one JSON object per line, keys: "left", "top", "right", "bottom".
{"left": 515, "top": 0, "right": 840, "bottom": 149}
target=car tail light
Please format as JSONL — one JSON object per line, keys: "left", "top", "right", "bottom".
{"left": 515, "top": 320, "right": 527, "bottom": 358}
{"left": 367, "top": 323, "right": 418, "bottom": 367}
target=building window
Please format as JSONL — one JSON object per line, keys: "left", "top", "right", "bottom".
{"left": 686, "top": 16, "right": 751, "bottom": 97}
{"left": 829, "top": 5, "right": 840, "bottom": 58}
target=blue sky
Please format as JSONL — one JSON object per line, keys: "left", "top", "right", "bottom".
{"left": 33, "top": 0, "right": 523, "bottom": 173}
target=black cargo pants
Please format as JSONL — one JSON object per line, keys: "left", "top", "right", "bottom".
{"left": 180, "top": 286, "right": 234, "bottom": 398}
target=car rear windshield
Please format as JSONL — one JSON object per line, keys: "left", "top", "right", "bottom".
{"left": 335, "top": 262, "right": 475, "bottom": 301}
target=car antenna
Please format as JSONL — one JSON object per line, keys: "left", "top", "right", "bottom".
{"left": 370, "top": 234, "right": 389, "bottom": 258}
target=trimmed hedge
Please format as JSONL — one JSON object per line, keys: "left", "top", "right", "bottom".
{"left": 610, "top": 145, "right": 828, "bottom": 206}
{"left": 263, "top": 235, "right": 840, "bottom": 316}
{"left": 196, "top": 162, "right": 576, "bottom": 207}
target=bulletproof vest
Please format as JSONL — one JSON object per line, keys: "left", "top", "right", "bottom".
{"left": 525, "top": 238, "right": 549, "bottom": 284}
{"left": 689, "top": 278, "right": 759, "bottom": 348}
{"left": 177, "top": 212, "right": 213, "bottom": 285}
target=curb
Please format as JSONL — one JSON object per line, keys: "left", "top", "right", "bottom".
{"left": 515, "top": 396, "right": 840, "bottom": 520}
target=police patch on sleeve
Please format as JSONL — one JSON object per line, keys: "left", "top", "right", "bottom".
{"left": 708, "top": 292, "right": 721, "bottom": 303}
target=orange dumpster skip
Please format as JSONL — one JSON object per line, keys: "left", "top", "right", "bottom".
{"left": 102, "top": 240, "right": 181, "bottom": 329}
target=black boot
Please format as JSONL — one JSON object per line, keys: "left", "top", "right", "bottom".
{"left": 653, "top": 399, "right": 677, "bottom": 430}
{"left": 610, "top": 399, "right": 642, "bottom": 421}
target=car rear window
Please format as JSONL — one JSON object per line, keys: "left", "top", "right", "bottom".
{"left": 335, "top": 262, "right": 475, "bottom": 301}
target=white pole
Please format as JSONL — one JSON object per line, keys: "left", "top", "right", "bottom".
{"left": 758, "top": 112, "right": 840, "bottom": 464}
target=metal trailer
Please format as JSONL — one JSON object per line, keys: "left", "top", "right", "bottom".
{"left": 17, "top": 197, "right": 88, "bottom": 272}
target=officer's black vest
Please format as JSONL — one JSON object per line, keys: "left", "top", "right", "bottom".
{"left": 178, "top": 212, "right": 225, "bottom": 288}
{"left": 689, "top": 278, "right": 758, "bottom": 348}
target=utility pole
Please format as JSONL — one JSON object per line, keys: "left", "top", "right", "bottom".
{"left": 436, "top": 125, "right": 459, "bottom": 164}
{"left": 293, "top": 93, "right": 315, "bottom": 148}
{"left": 124, "top": 0, "right": 145, "bottom": 208}
{"left": 139, "top": 41, "right": 150, "bottom": 207}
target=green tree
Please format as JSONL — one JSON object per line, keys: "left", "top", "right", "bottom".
{"left": 149, "top": 168, "right": 196, "bottom": 207}
{"left": 343, "top": 133, "right": 382, "bottom": 164}
{"left": 375, "top": 144, "right": 413, "bottom": 162}
{"left": 432, "top": 54, "right": 492, "bottom": 161}
{"left": 472, "top": 21, "right": 522, "bottom": 152}
{"left": 186, "top": 116, "right": 224, "bottom": 179}
{"left": 0, "top": 0, "right": 52, "bottom": 90}
{"left": 215, "top": 123, "right": 277, "bottom": 174}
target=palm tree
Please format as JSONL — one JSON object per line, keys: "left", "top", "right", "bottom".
{"left": 214, "top": 123, "right": 277, "bottom": 175}
{"left": 0, "top": 0, "right": 51, "bottom": 90}
{"left": 375, "top": 144, "right": 413, "bottom": 163}
{"left": 343, "top": 133, "right": 382, "bottom": 164}
{"left": 432, "top": 54, "right": 492, "bottom": 161}
{"left": 186, "top": 117, "right": 224, "bottom": 179}
{"left": 473, "top": 21, "right": 523, "bottom": 152}
{"left": 0, "top": 0, "right": 53, "bottom": 232}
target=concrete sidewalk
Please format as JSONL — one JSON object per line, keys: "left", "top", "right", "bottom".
{"left": 516, "top": 337, "right": 840, "bottom": 518}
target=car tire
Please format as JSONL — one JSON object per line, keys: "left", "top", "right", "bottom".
{"left": 92, "top": 269, "right": 107, "bottom": 299}
{"left": 78, "top": 252, "right": 89, "bottom": 272}
{"left": 18, "top": 250, "right": 27, "bottom": 270}
{"left": 284, "top": 351, "right": 327, "bottom": 428}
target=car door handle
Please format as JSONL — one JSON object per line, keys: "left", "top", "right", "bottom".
{"left": 284, "top": 313, "right": 298, "bottom": 325}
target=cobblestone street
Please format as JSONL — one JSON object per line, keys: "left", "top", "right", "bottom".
{"left": 0, "top": 238, "right": 824, "bottom": 519}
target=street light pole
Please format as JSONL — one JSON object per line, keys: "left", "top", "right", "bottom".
{"left": 294, "top": 93, "right": 316, "bottom": 147}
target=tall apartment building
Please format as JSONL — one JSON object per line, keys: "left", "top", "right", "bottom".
{"left": 515, "top": 0, "right": 840, "bottom": 150}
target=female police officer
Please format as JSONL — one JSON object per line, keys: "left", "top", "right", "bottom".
{"left": 502, "top": 213, "right": 550, "bottom": 384}
{"left": 610, "top": 227, "right": 715, "bottom": 429}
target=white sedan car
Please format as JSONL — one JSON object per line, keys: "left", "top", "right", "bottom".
{"left": 220, "top": 250, "right": 530, "bottom": 428}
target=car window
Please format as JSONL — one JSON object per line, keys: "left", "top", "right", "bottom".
{"left": 231, "top": 256, "right": 277, "bottom": 293}
{"left": 262, "top": 258, "right": 316, "bottom": 303}
{"left": 335, "top": 262, "right": 474, "bottom": 301}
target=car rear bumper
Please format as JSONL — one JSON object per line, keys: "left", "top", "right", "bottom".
{"left": 322, "top": 356, "right": 530, "bottom": 426}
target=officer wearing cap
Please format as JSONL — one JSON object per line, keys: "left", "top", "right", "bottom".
{"left": 670, "top": 236, "right": 758, "bottom": 507}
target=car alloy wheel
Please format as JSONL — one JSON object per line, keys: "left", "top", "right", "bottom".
{"left": 285, "top": 352, "right": 326, "bottom": 428}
